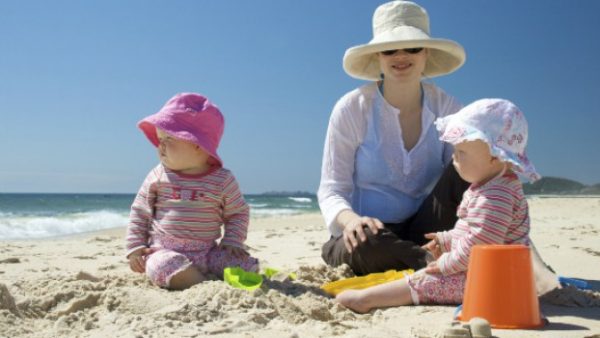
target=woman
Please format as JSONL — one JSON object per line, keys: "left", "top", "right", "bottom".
{"left": 318, "top": 1, "right": 470, "bottom": 275}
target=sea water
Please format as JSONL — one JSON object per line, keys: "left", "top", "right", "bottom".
{"left": 0, "top": 193, "right": 318, "bottom": 240}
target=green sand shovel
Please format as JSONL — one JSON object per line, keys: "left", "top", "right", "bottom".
{"left": 223, "top": 267, "right": 263, "bottom": 291}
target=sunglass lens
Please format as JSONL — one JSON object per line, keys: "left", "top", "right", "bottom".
{"left": 404, "top": 48, "right": 424, "bottom": 54}
{"left": 381, "top": 48, "right": 424, "bottom": 56}
{"left": 381, "top": 50, "right": 398, "bottom": 56}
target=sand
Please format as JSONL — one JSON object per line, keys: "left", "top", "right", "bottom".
{"left": 1, "top": 197, "right": 599, "bottom": 338}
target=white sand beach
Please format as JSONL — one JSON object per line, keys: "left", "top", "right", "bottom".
{"left": 1, "top": 197, "right": 599, "bottom": 338}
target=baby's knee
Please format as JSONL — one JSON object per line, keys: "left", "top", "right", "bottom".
{"left": 206, "top": 248, "right": 259, "bottom": 278}
{"left": 145, "top": 249, "right": 191, "bottom": 288}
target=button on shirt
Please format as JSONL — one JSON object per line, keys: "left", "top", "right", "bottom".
{"left": 318, "top": 82, "right": 462, "bottom": 237}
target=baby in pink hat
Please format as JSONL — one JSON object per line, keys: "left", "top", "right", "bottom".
{"left": 337, "top": 98, "right": 539, "bottom": 312}
{"left": 125, "top": 93, "right": 258, "bottom": 290}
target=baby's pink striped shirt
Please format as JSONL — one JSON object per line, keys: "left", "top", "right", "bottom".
{"left": 436, "top": 171, "right": 530, "bottom": 275}
{"left": 126, "top": 164, "right": 249, "bottom": 256}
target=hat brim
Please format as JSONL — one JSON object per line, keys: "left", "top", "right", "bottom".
{"left": 343, "top": 38, "right": 466, "bottom": 81}
{"left": 138, "top": 119, "right": 223, "bottom": 167}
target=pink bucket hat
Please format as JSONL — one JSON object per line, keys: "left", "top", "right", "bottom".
{"left": 138, "top": 93, "right": 224, "bottom": 167}
{"left": 435, "top": 98, "right": 541, "bottom": 182}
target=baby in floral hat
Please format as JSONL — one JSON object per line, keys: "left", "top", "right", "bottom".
{"left": 337, "top": 98, "right": 540, "bottom": 312}
{"left": 435, "top": 98, "right": 540, "bottom": 183}
{"left": 125, "top": 93, "right": 258, "bottom": 290}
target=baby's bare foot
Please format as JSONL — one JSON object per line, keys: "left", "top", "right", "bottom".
{"left": 336, "top": 289, "right": 371, "bottom": 313}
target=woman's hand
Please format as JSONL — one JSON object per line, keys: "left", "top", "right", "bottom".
{"left": 127, "top": 247, "right": 155, "bottom": 273}
{"left": 422, "top": 233, "right": 442, "bottom": 260}
{"left": 339, "top": 212, "right": 384, "bottom": 253}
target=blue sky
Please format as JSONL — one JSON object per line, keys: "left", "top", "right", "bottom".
{"left": 2, "top": 1, "right": 599, "bottom": 194}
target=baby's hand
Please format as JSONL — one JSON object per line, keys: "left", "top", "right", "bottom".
{"left": 422, "top": 233, "right": 442, "bottom": 260}
{"left": 220, "top": 244, "right": 249, "bottom": 259}
{"left": 128, "top": 247, "right": 155, "bottom": 273}
{"left": 424, "top": 261, "right": 441, "bottom": 275}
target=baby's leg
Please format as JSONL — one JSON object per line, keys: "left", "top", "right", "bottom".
{"left": 145, "top": 249, "right": 206, "bottom": 289}
{"left": 206, "top": 246, "right": 259, "bottom": 278}
{"left": 168, "top": 266, "right": 206, "bottom": 290}
{"left": 336, "top": 278, "right": 413, "bottom": 313}
{"left": 407, "top": 270, "right": 466, "bottom": 305}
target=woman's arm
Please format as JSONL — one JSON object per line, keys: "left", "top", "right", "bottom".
{"left": 317, "top": 97, "right": 364, "bottom": 236}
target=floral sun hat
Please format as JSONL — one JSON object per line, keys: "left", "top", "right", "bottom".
{"left": 138, "top": 93, "right": 224, "bottom": 167}
{"left": 435, "top": 98, "right": 541, "bottom": 182}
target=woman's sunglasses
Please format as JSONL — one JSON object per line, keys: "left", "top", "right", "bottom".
{"left": 381, "top": 48, "right": 424, "bottom": 56}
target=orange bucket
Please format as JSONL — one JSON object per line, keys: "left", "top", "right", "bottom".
{"left": 457, "top": 244, "right": 544, "bottom": 329}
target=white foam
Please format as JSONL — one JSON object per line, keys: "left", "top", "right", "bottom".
{"left": 0, "top": 210, "right": 129, "bottom": 240}
{"left": 250, "top": 208, "right": 303, "bottom": 217}
{"left": 248, "top": 203, "right": 269, "bottom": 208}
{"left": 287, "top": 197, "right": 312, "bottom": 203}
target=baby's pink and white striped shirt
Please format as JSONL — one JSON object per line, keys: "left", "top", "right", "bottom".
{"left": 126, "top": 164, "right": 249, "bottom": 256}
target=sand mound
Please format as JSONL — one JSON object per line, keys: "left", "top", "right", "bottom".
{"left": 0, "top": 265, "right": 367, "bottom": 337}
{"left": 0, "top": 283, "right": 19, "bottom": 315}
{"left": 541, "top": 285, "right": 600, "bottom": 307}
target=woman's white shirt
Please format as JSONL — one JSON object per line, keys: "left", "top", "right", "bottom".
{"left": 318, "top": 82, "right": 462, "bottom": 237}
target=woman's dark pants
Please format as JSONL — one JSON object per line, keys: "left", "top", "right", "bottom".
{"left": 321, "top": 164, "right": 469, "bottom": 275}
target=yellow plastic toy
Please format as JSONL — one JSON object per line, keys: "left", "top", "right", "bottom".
{"left": 321, "top": 269, "right": 414, "bottom": 296}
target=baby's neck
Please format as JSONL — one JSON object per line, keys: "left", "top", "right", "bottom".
{"left": 475, "top": 162, "right": 508, "bottom": 187}
{"left": 170, "top": 163, "right": 213, "bottom": 176}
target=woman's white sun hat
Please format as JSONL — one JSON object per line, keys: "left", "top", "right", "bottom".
{"left": 343, "top": 1, "right": 466, "bottom": 81}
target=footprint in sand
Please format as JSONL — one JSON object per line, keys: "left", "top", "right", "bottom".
{"left": 0, "top": 258, "right": 20, "bottom": 264}
{"left": 87, "top": 236, "right": 113, "bottom": 243}
{"left": 76, "top": 271, "right": 101, "bottom": 282}
{"left": 73, "top": 256, "right": 96, "bottom": 260}
{"left": 575, "top": 247, "right": 600, "bottom": 256}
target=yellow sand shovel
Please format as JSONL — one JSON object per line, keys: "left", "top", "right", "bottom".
{"left": 321, "top": 269, "right": 414, "bottom": 296}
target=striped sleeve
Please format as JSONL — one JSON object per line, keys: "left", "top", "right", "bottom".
{"left": 125, "top": 167, "right": 160, "bottom": 257}
{"left": 437, "top": 186, "right": 515, "bottom": 275}
{"left": 220, "top": 172, "right": 250, "bottom": 248}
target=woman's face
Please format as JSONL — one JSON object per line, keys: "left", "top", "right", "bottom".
{"left": 378, "top": 47, "right": 428, "bottom": 82}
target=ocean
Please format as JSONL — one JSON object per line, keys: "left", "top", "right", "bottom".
{"left": 0, "top": 193, "right": 319, "bottom": 240}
